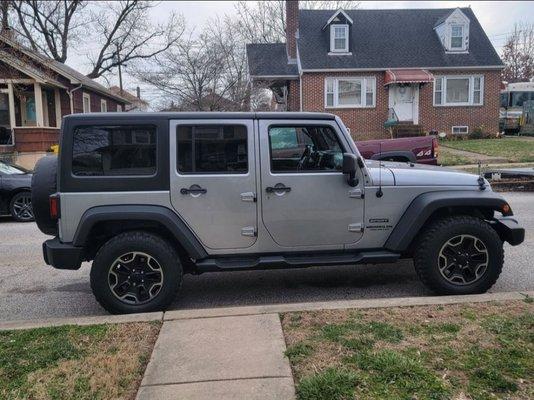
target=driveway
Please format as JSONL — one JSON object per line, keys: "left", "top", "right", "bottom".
{"left": 0, "top": 192, "right": 532, "bottom": 321}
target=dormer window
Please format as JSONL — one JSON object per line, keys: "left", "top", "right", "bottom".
{"left": 434, "top": 8, "right": 470, "bottom": 53}
{"left": 451, "top": 25, "right": 464, "bottom": 49}
{"left": 331, "top": 24, "right": 349, "bottom": 53}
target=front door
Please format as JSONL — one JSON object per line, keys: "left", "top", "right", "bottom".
{"left": 389, "top": 84, "right": 417, "bottom": 122}
{"left": 169, "top": 119, "right": 257, "bottom": 250}
{"left": 258, "top": 119, "right": 365, "bottom": 249}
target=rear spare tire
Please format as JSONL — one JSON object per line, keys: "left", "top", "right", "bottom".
{"left": 31, "top": 155, "right": 58, "bottom": 235}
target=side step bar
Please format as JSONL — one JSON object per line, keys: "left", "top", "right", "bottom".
{"left": 195, "top": 250, "right": 400, "bottom": 273}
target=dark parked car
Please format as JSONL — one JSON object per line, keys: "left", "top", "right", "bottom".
{"left": 0, "top": 160, "right": 34, "bottom": 222}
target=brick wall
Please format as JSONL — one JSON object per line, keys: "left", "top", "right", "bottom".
{"left": 13, "top": 127, "right": 59, "bottom": 152}
{"left": 418, "top": 69, "right": 501, "bottom": 135}
{"left": 300, "top": 71, "right": 390, "bottom": 140}
{"left": 72, "top": 89, "right": 123, "bottom": 114}
{"left": 288, "top": 80, "right": 300, "bottom": 111}
{"left": 296, "top": 69, "right": 502, "bottom": 140}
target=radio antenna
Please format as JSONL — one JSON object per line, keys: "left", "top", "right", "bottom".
{"left": 376, "top": 141, "right": 383, "bottom": 198}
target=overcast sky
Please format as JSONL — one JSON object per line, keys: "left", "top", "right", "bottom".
{"left": 74, "top": 1, "right": 534, "bottom": 104}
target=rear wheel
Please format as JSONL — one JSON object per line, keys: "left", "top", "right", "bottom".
{"left": 10, "top": 191, "right": 34, "bottom": 222}
{"left": 414, "top": 216, "right": 503, "bottom": 295}
{"left": 90, "top": 231, "right": 182, "bottom": 314}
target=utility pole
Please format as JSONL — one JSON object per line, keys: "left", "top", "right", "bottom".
{"left": 116, "top": 43, "right": 123, "bottom": 94}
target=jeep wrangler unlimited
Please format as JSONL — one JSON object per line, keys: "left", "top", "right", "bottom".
{"left": 32, "top": 112, "right": 524, "bottom": 314}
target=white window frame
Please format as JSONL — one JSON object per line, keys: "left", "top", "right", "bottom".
{"left": 330, "top": 24, "right": 349, "bottom": 53}
{"left": 325, "top": 77, "right": 376, "bottom": 108}
{"left": 100, "top": 99, "right": 107, "bottom": 112}
{"left": 82, "top": 92, "right": 91, "bottom": 113}
{"left": 452, "top": 125, "right": 469, "bottom": 135}
{"left": 116, "top": 104, "right": 122, "bottom": 112}
{"left": 433, "top": 75, "right": 484, "bottom": 107}
{"left": 450, "top": 24, "right": 465, "bottom": 50}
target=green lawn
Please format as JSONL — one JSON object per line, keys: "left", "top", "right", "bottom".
{"left": 0, "top": 322, "right": 160, "bottom": 400}
{"left": 443, "top": 138, "right": 534, "bottom": 163}
{"left": 438, "top": 145, "right": 474, "bottom": 166}
{"left": 282, "top": 300, "right": 534, "bottom": 400}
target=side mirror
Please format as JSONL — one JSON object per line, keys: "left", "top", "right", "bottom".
{"left": 342, "top": 153, "right": 359, "bottom": 187}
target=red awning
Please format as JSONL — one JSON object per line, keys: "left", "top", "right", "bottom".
{"left": 384, "top": 69, "right": 434, "bottom": 85}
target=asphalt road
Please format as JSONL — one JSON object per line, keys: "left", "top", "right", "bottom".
{"left": 0, "top": 192, "right": 532, "bottom": 322}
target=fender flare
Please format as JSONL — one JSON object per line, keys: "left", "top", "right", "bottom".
{"left": 384, "top": 190, "right": 512, "bottom": 252}
{"left": 72, "top": 205, "right": 208, "bottom": 260}
{"left": 371, "top": 151, "right": 416, "bottom": 163}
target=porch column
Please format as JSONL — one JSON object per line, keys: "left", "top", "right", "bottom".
{"left": 34, "top": 82, "right": 44, "bottom": 127}
{"left": 54, "top": 88, "right": 62, "bottom": 127}
{"left": 7, "top": 82, "right": 16, "bottom": 128}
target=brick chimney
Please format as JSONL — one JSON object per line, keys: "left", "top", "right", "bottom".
{"left": 285, "top": 0, "right": 299, "bottom": 61}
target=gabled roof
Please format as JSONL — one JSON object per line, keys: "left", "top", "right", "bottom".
{"left": 0, "top": 49, "right": 67, "bottom": 88}
{"left": 434, "top": 7, "right": 469, "bottom": 28}
{"left": 298, "top": 8, "right": 502, "bottom": 70}
{"left": 322, "top": 9, "right": 354, "bottom": 30}
{"left": 246, "top": 43, "right": 298, "bottom": 78}
{"left": 0, "top": 35, "right": 129, "bottom": 103}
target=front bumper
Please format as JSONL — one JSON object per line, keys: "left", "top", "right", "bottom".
{"left": 493, "top": 217, "right": 525, "bottom": 246}
{"left": 43, "top": 238, "right": 84, "bottom": 270}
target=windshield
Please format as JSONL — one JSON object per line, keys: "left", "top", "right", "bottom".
{"left": 510, "top": 91, "right": 534, "bottom": 107}
{"left": 0, "top": 161, "right": 26, "bottom": 174}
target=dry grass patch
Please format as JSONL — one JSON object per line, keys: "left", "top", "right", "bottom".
{"left": 0, "top": 321, "right": 160, "bottom": 400}
{"left": 282, "top": 300, "right": 534, "bottom": 400}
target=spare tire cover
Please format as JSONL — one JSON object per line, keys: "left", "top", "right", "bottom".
{"left": 31, "top": 155, "right": 58, "bottom": 236}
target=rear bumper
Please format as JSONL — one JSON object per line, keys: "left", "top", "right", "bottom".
{"left": 43, "top": 238, "right": 84, "bottom": 270}
{"left": 493, "top": 217, "right": 525, "bottom": 246}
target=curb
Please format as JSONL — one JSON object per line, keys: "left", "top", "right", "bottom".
{"left": 1, "top": 291, "right": 531, "bottom": 331}
{"left": 164, "top": 291, "right": 533, "bottom": 321}
{"left": 0, "top": 311, "right": 164, "bottom": 331}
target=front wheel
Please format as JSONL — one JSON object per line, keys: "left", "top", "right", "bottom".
{"left": 414, "top": 216, "right": 504, "bottom": 295}
{"left": 90, "top": 231, "right": 183, "bottom": 314}
{"left": 10, "top": 191, "right": 34, "bottom": 222}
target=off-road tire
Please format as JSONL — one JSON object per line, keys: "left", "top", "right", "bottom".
{"left": 414, "top": 215, "right": 504, "bottom": 295}
{"left": 90, "top": 231, "right": 183, "bottom": 314}
{"left": 9, "top": 191, "right": 34, "bottom": 222}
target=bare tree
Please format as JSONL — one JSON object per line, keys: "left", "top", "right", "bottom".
{"left": 8, "top": 1, "right": 185, "bottom": 79}
{"left": 502, "top": 22, "right": 534, "bottom": 83}
{"left": 85, "top": 1, "right": 184, "bottom": 79}
{"left": 132, "top": 31, "right": 244, "bottom": 111}
{"left": 10, "top": 1, "right": 87, "bottom": 62}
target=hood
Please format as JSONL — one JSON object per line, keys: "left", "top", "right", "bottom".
{"left": 366, "top": 160, "right": 485, "bottom": 187}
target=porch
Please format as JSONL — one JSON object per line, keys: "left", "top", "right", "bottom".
{"left": 0, "top": 80, "right": 62, "bottom": 153}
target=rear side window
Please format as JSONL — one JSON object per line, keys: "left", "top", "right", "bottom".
{"left": 177, "top": 125, "right": 248, "bottom": 174}
{"left": 72, "top": 125, "right": 156, "bottom": 176}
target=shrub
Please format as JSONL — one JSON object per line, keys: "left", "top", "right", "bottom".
{"left": 468, "top": 125, "right": 491, "bottom": 139}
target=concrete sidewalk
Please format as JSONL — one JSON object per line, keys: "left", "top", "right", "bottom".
{"left": 136, "top": 314, "right": 295, "bottom": 400}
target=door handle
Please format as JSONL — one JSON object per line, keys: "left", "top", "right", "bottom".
{"left": 180, "top": 186, "right": 207, "bottom": 195}
{"left": 266, "top": 186, "right": 291, "bottom": 193}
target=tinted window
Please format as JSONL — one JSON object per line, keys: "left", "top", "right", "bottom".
{"left": 269, "top": 126, "right": 343, "bottom": 173}
{"left": 177, "top": 125, "right": 248, "bottom": 174}
{"left": 511, "top": 91, "right": 531, "bottom": 107}
{"left": 72, "top": 125, "right": 156, "bottom": 176}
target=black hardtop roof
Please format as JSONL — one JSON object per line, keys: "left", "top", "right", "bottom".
{"left": 63, "top": 111, "right": 337, "bottom": 122}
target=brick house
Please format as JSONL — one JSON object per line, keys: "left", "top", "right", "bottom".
{"left": 0, "top": 34, "right": 129, "bottom": 167}
{"left": 247, "top": 2, "right": 504, "bottom": 140}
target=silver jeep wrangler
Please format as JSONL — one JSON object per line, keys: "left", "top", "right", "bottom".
{"left": 31, "top": 112, "right": 524, "bottom": 314}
